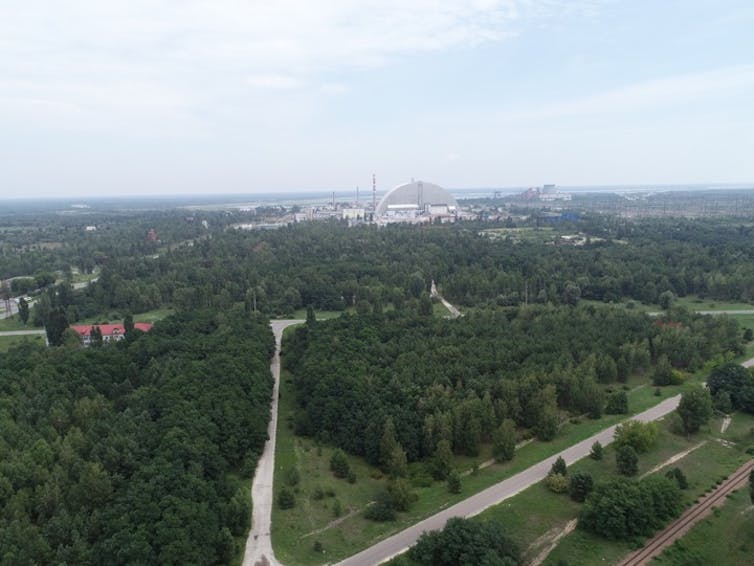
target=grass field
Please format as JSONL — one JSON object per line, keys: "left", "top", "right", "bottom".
{"left": 480, "top": 226, "right": 557, "bottom": 244}
{"left": 673, "top": 296, "right": 754, "bottom": 311}
{"left": 288, "top": 308, "right": 351, "bottom": 320}
{"left": 582, "top": 295, "right": 754, "bottom": 314}
{"left": 0, "top": 316, "right": 30, "bottom": 331}
{"left": 652, "top": 487, "right": 754, "bottom": 565}
{"left": 541, "top": 411, "right": 754, "bottom": 565}
{"left": 0, "top": 333, "right": 45, "bottom": 352}
{"left": 75, "top": 307, "right": 174, "bottom": 325}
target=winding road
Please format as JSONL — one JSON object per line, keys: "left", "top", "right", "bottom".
{"left": 243, "top": 319, "right": 303, "bottom": 566}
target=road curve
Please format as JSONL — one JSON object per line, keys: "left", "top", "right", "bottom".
{"left": 243, "top": 319, "right": 304, "bottom": 566}
{"left": 336, "top": 395, "right": 683, "bottom": 566}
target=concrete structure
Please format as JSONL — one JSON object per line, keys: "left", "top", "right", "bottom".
{"left": 341, "top": 207, "right": 365, "bottom": 220}
{"left": 375, "top": 181, "right": 458, "bottom": 217}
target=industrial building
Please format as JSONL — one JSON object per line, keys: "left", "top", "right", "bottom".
{"left": 375, "top": 181, "right": 458, "bottom": 221}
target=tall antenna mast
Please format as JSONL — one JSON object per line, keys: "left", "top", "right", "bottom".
{"left": 372, "top": 174, "right": 376, "bottom": 210}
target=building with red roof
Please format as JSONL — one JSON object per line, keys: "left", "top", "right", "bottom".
{"left": 70, "top": 322, "right": 153, "bottom": 346}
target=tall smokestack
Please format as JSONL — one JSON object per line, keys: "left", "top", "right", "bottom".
{"left": 372, "top": 174, "right": 376, "bottom": 210}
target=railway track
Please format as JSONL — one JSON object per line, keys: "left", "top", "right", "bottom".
{"left": 618, "top": 458, "right": 754, "bottom": 566}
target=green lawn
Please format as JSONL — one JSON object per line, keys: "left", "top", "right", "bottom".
{"left": 432, "top": 300, "right": 454, "bottom": 318}
{"left": 0, "top": 334, "right": 45, "bottom": 352}
{"left": 0, "top": 316, "right": 30, "bottom": 331}
{"left": 673, "top": 295, "right": 754, "bottom": 311}
{"left": 652, "top": 488, "right": 754, "bottom": 565}
{"left": 271, "top": 369, "right": 392, "bottom": 565}
{"left": 542, "top": 412, "right": 754, "bottom": 565}
{"left": 75, "top": 307, "right": 174, "bottom": 325}
{"left": 581, "top": 295, "right": 754, "bottom": 314}
{"left": 288, "top": 308, "right": 350, "bottom": 321}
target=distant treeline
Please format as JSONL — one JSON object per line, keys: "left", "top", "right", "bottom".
{"left": 8, "top": 217, "right": 754, "bottom": 323}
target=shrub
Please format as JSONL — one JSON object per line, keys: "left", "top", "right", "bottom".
{"left": 569, "top": 472, "right": 594, "bottom": 502}
{"left": 364, "top": 491, "right": 396, "bottom": 522}
{"left": 614, "top": 420, "right": 658, "bottom": 453}
{"left": 311, "top": 487, "right": 324, "bottom": 500}
{"left": 605, "top": 391, "right": 629, "bottom": 415}
{"left": 278, "top": 488, "right": 295, "bottom": 510}
{"left": 285, "top": 467, "right": 300, "bottom": 486}
{"left": 590, "top": 441, "right": 603, "bottom": 461}
{"left": 388, "top": 478, "right": 417, "bottom": 512}
{"left": 408, "top": 517, "right": 520, "bottom": 566}
{"left": 665, "top": 467, "right": 688, "bottom": 490}
{"left": 616, "top": 445, "right": 638, "bottom": 476}
{"left": 546, "top": 473, "right": 569, "bottom": 494}
{"left": 580, "top": 477, "right": 681, "bottom": 540}
{"left": 447, "top": 470, "right": 462, "bottom": 494}
{"left": 550, "top": 456, "right": 567, "bottom": 476}
{"left": 330, "top": 449, "right": 351, "bottom": 479}
{"left": 713, "top": 390, "right": 733, "bottom": 414}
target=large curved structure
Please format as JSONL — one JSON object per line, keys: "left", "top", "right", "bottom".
{"left": 375, "top": 181, "right": 457, "bottom": 216}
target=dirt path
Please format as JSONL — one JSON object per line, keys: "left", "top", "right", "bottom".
{"left": 640, "top": 441, "right": 707, "bottom": 478}
{"left": 527, "top": 519, "right": 578, "bottom": 566}
{"left": 619, "top": 459, "right": 754, "bottom": 566}
{"left": 430, "top": 280, "right": 462, "bottom": 318}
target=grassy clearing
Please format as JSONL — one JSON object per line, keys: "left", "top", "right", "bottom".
{"left": 432, "top": 300, "right": 454, "bottom": 318}
{"left": 0, "top": 316, "right": 30, "bottom": 331}
{"left": 75, "top": 307, "right": 174, "bottom": 325}
{"left": 652, "top": 488, "right": 754, "bottom": 565}
{"left": 542, "top": 412, "right": 754, "bottom": 566}
{"left": 673, "top": 296, "right": 754, "bottom": 311}
{"left": 288, "top": 308, "right": 349, "bottom": 320}
{"left": 0, "top": 334, "right": 45, "bottom": 352}
{"left": 271, "top": 369, "right": 390, "bottom": 565}
{"left": 269, "top": 367, "right": 690, "bottom": 565}
{"left": 480, "top": 227, "right": 556, "bottom": 244}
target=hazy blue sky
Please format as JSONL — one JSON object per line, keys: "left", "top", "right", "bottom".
{"left": 1, "top": 1, "right": 753, "bottom": 197}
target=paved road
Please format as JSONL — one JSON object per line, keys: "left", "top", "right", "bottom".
{"left": 0, "top": 330, "right": 46, "bottom": 337}
{"left": 336, "top": 395, "right": 683, "bottom": 566}
{"left": 243, "top": 319, "right": 304, "bottom": 566}
{"left": 648, "top": 309, "right": 754, "bottom": 316}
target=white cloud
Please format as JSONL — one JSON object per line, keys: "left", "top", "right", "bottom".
{"left": 0, "top": 0, "right": 600, "bottom": 129}
{"left": 507, "top": 65, "right": 754, "bottom": 121}
{"left": 246, "top": 74, "right": 305, "bottom": 90}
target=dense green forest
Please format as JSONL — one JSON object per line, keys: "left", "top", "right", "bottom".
{"left": 3, "top": 209, "right": 754, "bottom": 564}
{"left": 7, "top": 215, "right": 754, "bottom": 331}
{"left": 282, "top": 305, "right": 740, "bottom": 465}
{"left": 75, "top": 218, "right": 754, "bottom": 318}
{"left": 0, "top": 308, "right": 273, "bottom": 564}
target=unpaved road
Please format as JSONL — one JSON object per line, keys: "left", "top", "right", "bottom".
{"left": 243, "top": 319, "right": 303, "bottom": 566}
{"left": 336, "top": 395, "right": 683, "bottom": 566}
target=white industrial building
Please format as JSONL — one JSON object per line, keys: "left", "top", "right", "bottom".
{"left": 375, "top": 181, "right": 458, "bottom": 221}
